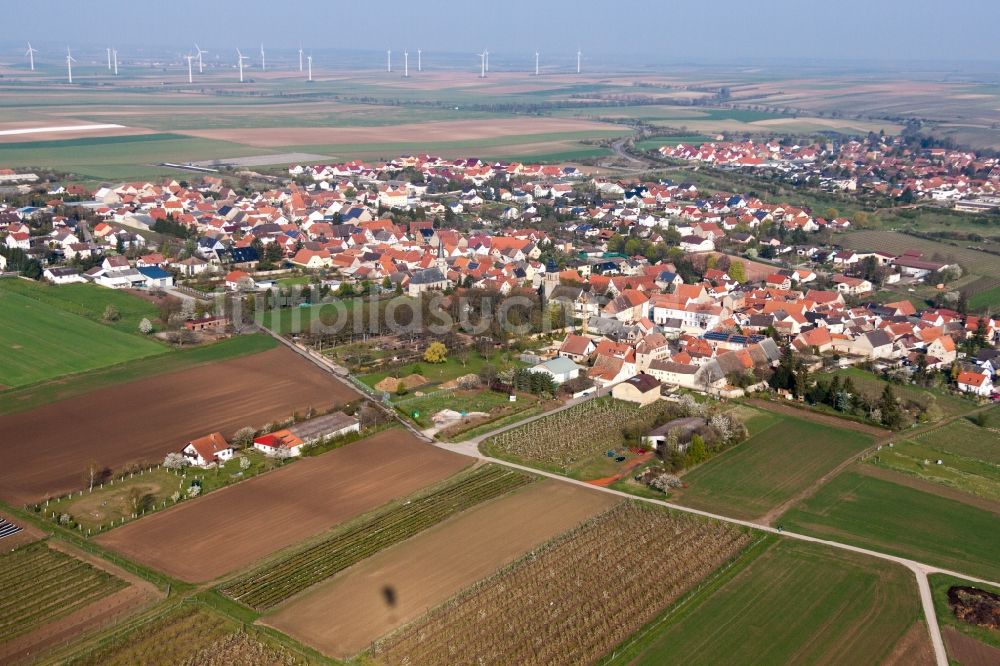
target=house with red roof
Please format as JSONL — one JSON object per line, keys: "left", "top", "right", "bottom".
{"left": 957, "top": 369, "right": 993, "bottom": 397}
{"left": 182, "top": 432, "right": 233, "bottom": 468}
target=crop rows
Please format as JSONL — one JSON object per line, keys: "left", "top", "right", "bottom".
{"left": 0, "top": 542, "right": 126, "bottom": 643}
{"left": 221, "top": 465, "right": 533, "bottom": 610}
{"left": 67, "top": 606, "right": 233, "bottom": 666}
{"left": 484, "top": 398, "right": 673, "bottom": 468}
{"left": 374, "top": 502, "right": 752, "bottom": 666}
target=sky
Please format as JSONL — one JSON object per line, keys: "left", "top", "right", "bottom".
{"left": 9, "top": 0, "right": 1000, "bottom": 66}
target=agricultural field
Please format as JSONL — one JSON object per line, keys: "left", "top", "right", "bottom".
{"left": 928, "top": 574, "right": 1000, "bottom": 659}
{"left": 818, "top": 368, "right": 975, "bottom": 423}
{"left": 0, "top": 132, "right": 277, "bottom": 181}
{"left": 0, "top": 344, "right": 352, "bottom": 504}
{"left": 265, "top": 480, "right": 617, "bottom": 658}
{"left": 97, "top": 429, "right": 470, "bottom": 582}
{"left": 969, "top": 284, "right": 1000, "bottom": 311}
{"left": 780, "top": 466, "right": 1000, "bottom": 581}
{"left": 674, "top": 409, "right": 873, "bottom": 520}
{"left": 221, "top": 464, "right": 534, "bottom": 610}
{"left": 0, "top": 279, "right": 166, "bottom": 386}
{"left": 838, "top": 230, "right": 1000, "bottom": 279}
{"left": 481, "top": 397, "right": 674, "bottom": 475}
{"left": 0, "top": 542, "right": 126, "bottom": 645}
{"left": 64, "top": 604, "right": 310, "bottom": 666}
{"left": 357, "top": 348, "right": 523, "bottom": 392}
{"left": 372, "top": 502, "right": 752, "bottom": 666}
{"left": 0, "top": 333, "right": 276, "bottom": 415}
{"left": 869, "top": 414, "right": 1000, "bottom": 502}
{"left": 613, "top": 539, "right": 928, "bottom": 666}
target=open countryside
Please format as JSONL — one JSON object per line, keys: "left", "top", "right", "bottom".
{"left": 2, "top": 2, "right": 1000, "bottom": 664}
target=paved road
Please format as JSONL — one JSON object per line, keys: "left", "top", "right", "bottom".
{"left": 437, "top": 407, "right": 1000, "bottom": 666}
{"left": 281, "top": 334, "right": 983, "bottom": 665}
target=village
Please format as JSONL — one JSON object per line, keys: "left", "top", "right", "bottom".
{"left": 2, "top": 146, "right": 998, "bottom": 421}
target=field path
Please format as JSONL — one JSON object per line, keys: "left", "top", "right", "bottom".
{"left": 746, "top": 398, "right": 992, "bottom": 527}
{"left": 436, "top": 415, "right": 1000, "bottom": 666}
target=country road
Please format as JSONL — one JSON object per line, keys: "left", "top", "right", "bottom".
{"left": 437, "top": 407, "right": 1000, "bottom": 666}
{"left": 280, "top": 331, "right": 989, "bottom": 665}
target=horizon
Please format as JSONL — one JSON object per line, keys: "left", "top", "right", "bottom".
{"left": 7, "top": 0, "right": 1000, "bottom": 67}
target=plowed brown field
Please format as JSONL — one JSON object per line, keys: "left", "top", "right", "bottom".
{"left": 96, "top": 429, "right": 470, "bottom": 582}
{"left": 263, "top": 481, "right": 617, "bottom": 658}
{"left": 0, "top": 346, "right": 355, "bottom": 505}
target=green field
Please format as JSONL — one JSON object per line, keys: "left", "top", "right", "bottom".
{"left": 969, "top": 284, "right": 1000, "bottom": 311}
{"left": 0, "top": 278, "right": 161, "bottom": 335}
{"left": 0, "top": 132, "right": 273, "bottom": 181}
{"left": 358, "top": 349, "right": 521, "bottom": 392}
{"left": 674, "top": 410, "right": 873, "bottom": 520}
{"left": 871, "top": 416, "right": 1000, "bottom": 501}
{"left": 612, "top": 539, "right": 924, "bottom": 666}
{"left": 0, "top": 333, "right": 277, "bottom": 415}
{"left": 780, "top": 468, "right": 1000, "bottom": 580}
{"left": 820, "top": 368, "right": 975, "bottom": 423}
{"left": 394, "top": 388, "right": 530, "bottom": 428}
{"left": 0, "top": 281, "right": 166, "bottom": 387}
{"left": 839, "top": 230, "right": 1000, "bottom": 278}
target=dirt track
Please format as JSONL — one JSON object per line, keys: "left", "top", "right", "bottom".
{"left": 96, "top": 429, "right": 470, "bottom": 582}
{"left": 263, "top": 481, "right": 617, "bottom": 658}
{"left": 0, "top": 346, "right": 356, "bottom": 505}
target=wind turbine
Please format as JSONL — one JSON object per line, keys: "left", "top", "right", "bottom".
{"left": 260, "top": 43, "right": 266, "bottom": 72}
{"left": 185, "top": 54, "right": 194, "bottom": 83}
{"left": 298, "top": 44, "right": 304, "bottom": 72}
{"left": 478, "top": 51, "right": 486, "bottom": 78}
{"left": 106, "top": 47, "right": 112, "bottom": 70}
{"left": 485, "top": 49, "right": 489, "bottom": 73}
{"left": 236, "top": 48, "right": 248, "bottom": 83}
{"left": 307, "top": 54, "right": 313, "bottom": 82}
{"left": 535, "top": 49, "right": 539, "bottom": 76}
{"left": 65, "top": 47, "right": 76, "bottom": 84}
{"left": 25, "top": 43, "right": 37, "bottom": 71}
{"left": 576, "top": 47, "right": 581, "bottom": 74}
{"left": 417, "top": 49, "right": 422, "bottom": 72}
{"left": 386, "top": 49, "right": 391, "bottom": 73}
{"left": 195, "top": 44, "right": 207, "bottom": 73}
{"left": 404, "top": 51, "right": 409, "bottom": 78}
{"left": 112, "top": 48, "right": 119, "bottom": 76}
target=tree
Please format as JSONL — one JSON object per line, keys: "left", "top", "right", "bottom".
{"left": 85, "top": 460, "right": 100, "bottom": 491}
{"left": 878, "top": 384, "right": 903, "bottom": 430}
{"left": 684, "top": 435, "right": 708, "bottom": 467}
{"left": 102, "top": 304, "right": 121, "bottom": 322}
{"left": 163, "top": 452, "right": 190, "bottom": 470}
{"left": 395, "top": 381, "right": 408, "bottom": 396}
{"left": 423, "top": 341, "right": 448, "bottom": 364}
{"left": 728, "top": 260, "right": 746, "bottom": 283}
{"left": 138, "top": 318, "right": 153, "bottom": 335}
{"left": 233, "top": 427, "right": 256, "bottom": 449}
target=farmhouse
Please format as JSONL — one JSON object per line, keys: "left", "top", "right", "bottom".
{"left": 611, "top": 373, "right": 661, "bottom": 405}
{"left": 254, "top": 411, "right": 360, "bottom": 457}
{"left": 225, "top": 270, "right": 256, "bottom": 291}
{"left": 182, "top": 432, "right": 234, "bottom": 467}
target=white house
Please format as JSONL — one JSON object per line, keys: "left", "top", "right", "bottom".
{"left": 253, "top": 411, "right": 360, "bottom": 457}
{"left": 43, "top": 267, "right": 86, "bottom": 284}
{"left": 957, "top": 370, "right": 994, "bottom": 397}
{"left": 182, "top": 432, "right": 234, "bottom": 468}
